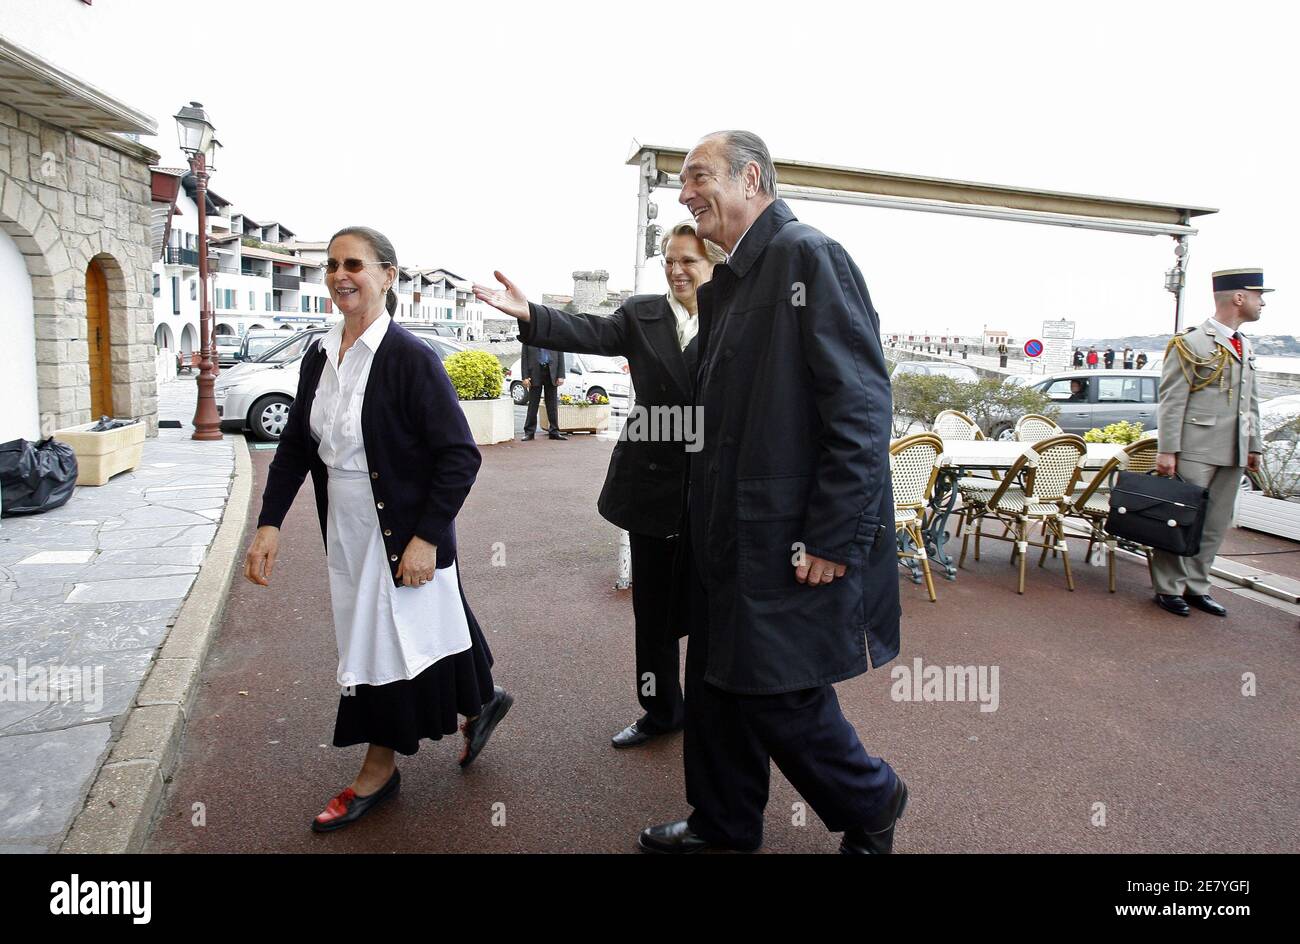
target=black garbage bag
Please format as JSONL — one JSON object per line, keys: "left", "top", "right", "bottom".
{"left": 0, "top": 438, "right": 79, "bottom": 517}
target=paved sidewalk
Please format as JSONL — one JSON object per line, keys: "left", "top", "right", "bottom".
{"left": 0, "top": 378, "right": 237, "bottom": 853}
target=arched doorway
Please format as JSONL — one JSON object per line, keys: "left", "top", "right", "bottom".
{"left": 0, "top": 228, "right": 39, "bottom": 441}
{"left": 154, "top": 323, "right": 174, "bottom": 351}
{"left": 85, "top": 259, "right": 113, "bottom": 418}
{"left": 180, "top": 323, "right": 197, "bottom": 355}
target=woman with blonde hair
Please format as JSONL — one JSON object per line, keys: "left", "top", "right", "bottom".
{"left": 474, "top": 221, "right": 723, "bottom": 749}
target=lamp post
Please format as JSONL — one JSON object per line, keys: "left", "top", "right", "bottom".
{"left": 174, "top": 102, "right": 222, "bottom": 441}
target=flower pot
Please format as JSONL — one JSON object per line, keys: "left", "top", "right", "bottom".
{"left": 52, "top": 420, "right": 146, "bottom": 487}
{"left": 541, "top": 402, "right": 610, "bottom": 434}
{"left": 1235, "top": 489, "right": 1300, "bottom": 541}
{"left": 458, "top": 397, "right": 514, "bottom": 445}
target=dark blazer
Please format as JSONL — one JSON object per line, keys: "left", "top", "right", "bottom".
{"left": 686, "top": 199, "right": 901, "bottom": 694}
{"left": 256, "top": 320, "right": 482, "bottom": 586}
{"left": 520, "top": 343, "right": 566, "bottom": 385}
{"left": 521, "top": 295, "right": 697, "bottom": 537}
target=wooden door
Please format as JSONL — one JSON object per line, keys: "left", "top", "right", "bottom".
{"left": 86, "top": 260, "right": 112, "bottom": 418}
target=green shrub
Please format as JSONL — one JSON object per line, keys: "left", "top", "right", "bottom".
{"left": 1083, "top": 420, "right": 1145, "bottom": 444}
{"left": 444, "top": 350, "right": 503, "bottom": 401}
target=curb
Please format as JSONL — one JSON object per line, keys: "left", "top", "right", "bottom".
{"left": 59, "top": 434, "right": 253, "bottom": 854}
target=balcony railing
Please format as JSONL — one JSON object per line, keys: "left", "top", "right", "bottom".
{"left": 165, "top": 247, "right": 199, "bottom": 267}
{"left": 273, "top": 273, "right": 301, "bottom": 290}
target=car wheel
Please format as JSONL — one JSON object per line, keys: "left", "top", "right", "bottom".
{"left": 511, "top": 381, "right": 527, "bottom": 405}
{"left": 586, "top": 386, "right": 607, "bottom": 404}
{"left": 991, "top": 423, "right": 1016, "bottom": 442}
{"left": 249, "top": 394, "right": 293, "bottom": 441}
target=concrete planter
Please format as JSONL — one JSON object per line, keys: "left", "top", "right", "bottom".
{"left": 53, "top": 421, "right": 146, "bottom": 486}
{"left": 459, "top": 397, "right": 514, "bottom": 445}
{"left": 1236, "top": 490, "right": 1300, "bottom": 542}
{"left": 541, "top": 403, "right": 611, "bottom": 433}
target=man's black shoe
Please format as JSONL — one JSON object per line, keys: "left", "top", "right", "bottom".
{"left": 611, "top": 719, "right": 682, "bottom": 749}
{"left": 520, "top": 433, "right": 535, "bottom": 441}
{"left": 840, "top": 776, "right": 908, "bottom": 854}
{"left": 638, "top": 820, "right": 755, "bottom": 854}
{"left": 1183, "top": 593, "right": 1227, "bottom": 617}
{"left": 548, "top": 431, "right": 569, "bottom": 440}
{"left": 1155, "top": 593, "right": 1191, "bottom": 617}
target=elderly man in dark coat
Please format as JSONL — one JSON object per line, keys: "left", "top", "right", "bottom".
{"left": 638, "top": 131, "right": 906, "bottom": 855}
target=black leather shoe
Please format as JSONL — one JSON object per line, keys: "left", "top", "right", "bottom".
{"left": 1183, "top": 593, "right": 1227, "bottom": 617}
{"left": 840, "top": 776, "right": 909, "bottom": 854}
{"left": 1155, "top": 593, "right": 1191, "bottom": 617}
{"left": 520, "top": 433, "right": 535, "bottom": 441}
{"left": 638, "top": 819, "right": 754, "bottom": 854}
{"left": 548, "top": 431, "right": 569, "bottom": 440}
{"left": 311, "top": 768, "right": 400, "bottom": 833}
{"left": 459, "top": 686, "right": 514, "bottom": 768}
{"left": 611, "top": 719, "right": 682, "bottom": 749}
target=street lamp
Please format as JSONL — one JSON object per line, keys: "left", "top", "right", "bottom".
{"left": 174, "top": 102, "right": 221, "bottom": 441}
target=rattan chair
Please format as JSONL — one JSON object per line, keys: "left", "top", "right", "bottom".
{"left": 1064, "top": 437, "right": 1160, "bottom": 591}
{"left": 933, "top": 410, "right": 984, "bottom": 441}
{"left": 1015, "top": 413, "right": 1064, "bottom": 444}
{"left": 959, "top": 434, "right": 1087, "bottom": 594}
{"left": 891, "top": 433, "right": 943, "bottom": 602}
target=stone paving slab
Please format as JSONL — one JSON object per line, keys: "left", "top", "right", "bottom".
{"left": 0, "top": 378, "right": 239, "bottom": 852}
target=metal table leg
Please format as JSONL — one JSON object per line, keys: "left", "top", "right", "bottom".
{"left": 923, "top": 469, "right": 961, "bottom": 580}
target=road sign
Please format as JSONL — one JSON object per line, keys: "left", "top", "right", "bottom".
{"left": 1024, "top": 339, "right": 1043, "bottom": 358}
{"left": 1040, "top": 319, "right": 1076, "bottom": 372}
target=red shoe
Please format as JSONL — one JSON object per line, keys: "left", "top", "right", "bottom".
{"left": 311, "top": 768, "right": 400, "bottom": 833}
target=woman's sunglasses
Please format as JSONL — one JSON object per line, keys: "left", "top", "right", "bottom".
{"left": 324, "top": 258, "right": 393, "bottom": 274}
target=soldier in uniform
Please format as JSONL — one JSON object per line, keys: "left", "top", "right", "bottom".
{"left": 1151, "top": 268, "right": 1270, "bottom": 617}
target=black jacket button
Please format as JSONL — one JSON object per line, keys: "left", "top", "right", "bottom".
{"left": 383, "top": 529, "right": 392, "bottom": 537}
{"left": 371, "top": 471, "right": 379, "bottom": 479}
{"left": 376, "top": 501, "right": 384, "bottom": 509}
{"left": 389, "top": 554, "right": 398, "bottom": 562}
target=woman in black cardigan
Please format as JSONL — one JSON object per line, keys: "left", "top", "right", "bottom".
{"left": 244, "top": 225, "right": 511, "bottom": 832}
{"left": 474, "top": 222, "right": 723, "bottom": 749}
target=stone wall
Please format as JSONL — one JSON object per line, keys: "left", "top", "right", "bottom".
{"left": 0, "top": 102, "right": 159, "bottom": 435}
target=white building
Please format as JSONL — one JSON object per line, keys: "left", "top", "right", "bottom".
{"left": 397, "top": 267, "right": 487, "bottom": 340}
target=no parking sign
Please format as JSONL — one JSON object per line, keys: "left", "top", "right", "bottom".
{"left": 1024, "top": 339, "right": 1043, "bottom": 358}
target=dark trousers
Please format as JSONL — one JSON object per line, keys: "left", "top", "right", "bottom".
{"left": 681, "top": 561, "right": 897, "bottom": 849}
{"left": 629, "top": 531, "right": 684, "bottom": 732}
{"left": 523, "top": 364, "right": 560, "bottom": 436}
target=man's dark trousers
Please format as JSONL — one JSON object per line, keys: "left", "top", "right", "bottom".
{"left": 523, "top": 364, "right": 560, "bottom": 436}
{"left": 681, "top": 558, "right": 897, "bottom": 849}
{"left": 629, "top": 531, "right": 684, "bottom": 733}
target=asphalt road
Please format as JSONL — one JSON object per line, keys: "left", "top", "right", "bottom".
{"left": 148, "top": 433, "right": 1300, "bottom": 853}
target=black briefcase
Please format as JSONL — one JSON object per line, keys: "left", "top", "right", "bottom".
{"left": 1104, "top": 471, "right": 1209, "bottom": 557}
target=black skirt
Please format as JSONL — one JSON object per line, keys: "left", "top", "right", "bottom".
{"left": 333, "top": 577, "right": 495, "bottom": 756}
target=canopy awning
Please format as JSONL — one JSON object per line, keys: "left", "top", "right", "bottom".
{"left": 627, "top": 144, "right": 1216, "bottom": 237}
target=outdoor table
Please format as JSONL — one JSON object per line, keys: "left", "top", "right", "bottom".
{"left": 906, "top": 439, "right": 1127, "bottom": 582}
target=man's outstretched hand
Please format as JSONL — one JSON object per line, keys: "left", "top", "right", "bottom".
{"left": 472, "top": 271, "right": 530, "bottom": 321}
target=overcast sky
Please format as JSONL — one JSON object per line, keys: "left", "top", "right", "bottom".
{"left": 7, "top": 0, "right": 1295, "bottom": 340}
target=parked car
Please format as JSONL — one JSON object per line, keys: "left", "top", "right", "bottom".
{"left": 1017, "top": 369, "right": 1162, "bottom": 438}
{"left": 502, "top": 352, "right": 630, "bottom": 410}
{"left": 890, "top": 361, "right": 980, "bottom": 383}
{"left": 236, "top": 329, "right": 295, "bottom": 365}
{"left": 215, "top": 335, "right": 244, "bottom": 368}
{"left": 216, "top": 329, "right": 469, "bottom": 440}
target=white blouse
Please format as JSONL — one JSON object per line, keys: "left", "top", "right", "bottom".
{"left": 310, "top": 312, "right": 390, "bottom": 470}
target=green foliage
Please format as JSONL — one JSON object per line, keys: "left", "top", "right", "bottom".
{"left": 1083, "top": 420, "right": 1145, "bottom": 444}
{"left": 1256, "top": 413, "right": 1300, "bottom": 499}
{"left": 444, "top": 350, "right": 504, "bottom": 401}
{"left": 889, "top": 373, "right": 1056, "bottom": 438}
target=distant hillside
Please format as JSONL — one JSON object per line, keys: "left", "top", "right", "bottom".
{"left": 1075, "top": 334, "right": 1300, "bottom": 356}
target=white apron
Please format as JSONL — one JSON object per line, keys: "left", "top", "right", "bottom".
{"left": 311, "top": 314, "right": 471, "bottom": 688}
{"left": 324, "top": 469, "right": 471, "bottom": 688}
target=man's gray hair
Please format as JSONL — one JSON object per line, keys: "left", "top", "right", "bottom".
{"left": 660, "top": 220, "right": 727, "bottom": 264}
{"left": 709, "top": 130, "right": 778, "bottom": 197}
